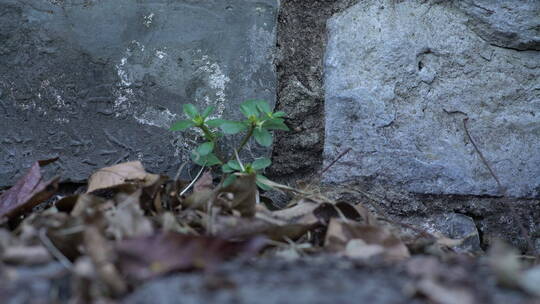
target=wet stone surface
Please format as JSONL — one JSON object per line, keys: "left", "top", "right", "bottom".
{"left": 0, "top": 0, "right": 278, "bottom": 187}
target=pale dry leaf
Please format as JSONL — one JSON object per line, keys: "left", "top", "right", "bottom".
{"left": 105, "top": 190, "right": 154, "bottom": 240}
{"left": 520, "top": 266, "right": 540, "bottom": 297}
{"left": 87, "top": 161, "right": 159, "bottom": 193}
{"left": 344, "top": 239, "right": 385, "bottom": 259}
{"left": 71, "top": 194, "right": 109, "bottom": 218}
{"left": 324, "top": 218, "right": 410, "bottom": 261}
{"left": 194, "top": 171, "right": 213, "bottom": 192}
{"left": 2, "top": 245, "right": 52, "bottom": 265}
{"left": 84, "top": 225, "right": 127, "bottom": 296}
{"left": 183, "top": 189, "right": 214, "bottom": 211}
{"left": 270, "top": 199, "right": 319, "bottom": 225}
{"left": 159, "top": 212, "right": 190, "bottom": 234}
{"left": 416, "top": 278, "right": 475, "bottom": 304}
{"left": 220, "top": 173, "right": 258, "bottom": 217}
{"left": 488, "top": 240, "right": 522, "bottom": 288}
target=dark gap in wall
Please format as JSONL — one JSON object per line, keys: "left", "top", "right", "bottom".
{"left": 269, "top": 0, "right": 359, "bottom": 184}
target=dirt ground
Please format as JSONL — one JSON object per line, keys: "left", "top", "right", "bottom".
{"left": 3, "top": 256, "right": 536, "bottom": 304}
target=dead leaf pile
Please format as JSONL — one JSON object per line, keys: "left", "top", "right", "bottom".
{"left": 0, "top": 160, "right": 538, "bottom": 302}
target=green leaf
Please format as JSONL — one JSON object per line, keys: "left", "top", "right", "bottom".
{"left": 196, "top": 142, "right": 214, "bottom": 156}
{"left": 223, "top": 174, "right": 237, "bottom": 188}
{"left": 226, "top": 160, "right": 242, "bottom": 171}
{"left": 254, "top": 128, "right": 272, "bottom": 147}
{"left": 206, "top": 119, "right": 227, "bottom": 127}
{"left": 220, "top": 121, "right": 248, "bottom": 134}
{"left": 273, "top": 111, "right": 286, "bottom": 118}
{"left": 255, "top": 100, "right": 271, "bottom": 114}
{"left": 222, "top": 164, "right": 235, "bottom": 173}
{"left": 191, "top": 151, "right": 205, "bottom": 166}
{"left": 240, "top": 101, "right": 259, "bottom": 118}
{"left": 256, "top": 174, "right": 273, "bottom": 191}
{"left": 263, "top": 118, "right": 289, "bottom": 131}
{"left": 183, "top": 104, "right": 199, "bottom": 119}
{"left": 170, "top": 120, "right": 195, "bottom": 131}
{"left": 204, "top": 153, "right": 222, "bottom": 166}
{"left": 202, "top": 106, "right": 215, "bottom": 118}
{"left": 252, "top": 157, "right": 271, "bottom": 170}
{"left": 191, "top": 151, "right": 221, "bottom": 166}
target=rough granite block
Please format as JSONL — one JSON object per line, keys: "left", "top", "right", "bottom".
{"left": 323, "top": 0, "right": 540, "bottom": 198}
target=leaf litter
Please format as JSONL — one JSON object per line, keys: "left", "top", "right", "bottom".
{"left": 0, "top": 160, "right": 538, "bottom": 303}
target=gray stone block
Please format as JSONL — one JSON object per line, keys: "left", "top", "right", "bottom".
{"left": 406, "top": 213, "right": 482, "bottom": 253}
{"left": 323, "top": 0, "right": 540, "bottom": 198}
{"left": 455, "top": 0, "right": 540, "bottom": 51}
{"left": 0, "top": 0, "right": 278, "bottom": 186}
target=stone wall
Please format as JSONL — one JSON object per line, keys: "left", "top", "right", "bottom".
{"left": 323, "top": 0, "right": 540, "bottom": 198}
{"left": 0, "top": 0, "right": 278, "bottom": 186}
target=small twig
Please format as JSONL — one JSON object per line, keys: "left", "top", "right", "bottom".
{"left": 304, "top": 147, "right": 353, "bottom": 190}
{"left": 463, "top": 118, "right": 503, "bottom": 190}
{"left": 320, "top": 148, "right": 352, "bottom": 175}
{"left": 39, "top": 228, "right": 73, "bottom": 270}
{"left": 180, "top": 165, "right": 206, "bottom": 196}
{"left": 463, "top": 118, "right": 535, "bottom": 255}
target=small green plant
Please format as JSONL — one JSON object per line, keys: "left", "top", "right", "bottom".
{"left": 170, "top": 100, "right": 288, "bottom": 189}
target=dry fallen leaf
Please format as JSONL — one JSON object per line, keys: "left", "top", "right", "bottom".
{"left": 87, "top": 161, "right": 160, "bottom": 193}
{"left": 84, "top": 224, "right": 127, "bottom": 296}
{"left": 488, "top": 240, "right": 523, "bottom": 289}
{"left": 324, "top": 218, "right": 410, "bottom": 261}
{"left": 487, "top": 240, "right": 540, "bottom": 297}
{"left": 105, "top": 190, "right": 154, "bottom": 240}
{"left": 219, "top": 173, "right": 258, "bottom": 217}
{"left": 520, "top": 266, "right": 540, "bottom": 297}
{"left": 0, "top": 159, "right": 59, "bottom": 220}
{"left": 194, "top": 171, "right": 214, "bottom": 192}
{"left": 416, "top": 278, "right": 475, "bottom": 304}
{"left": 116, "top": 232, "right": 265, "bottom": 281}
{"left": 2, "top": 245, "right": 52, "bottom": 265}
{"left": 406, "top": 256, "right": 476, "bottom": 304}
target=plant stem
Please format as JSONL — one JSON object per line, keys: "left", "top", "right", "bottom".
{"left": 237, "top": 125, "right": 254, "bottom": 155}
{"left": 223, "top": 124, "right": 255, "bottom": 164}
{"left": 197, "top": 124, "right": 226, "bottom": 163}
{"left": 199, "top": 124, "right": 216, "bottom": 142}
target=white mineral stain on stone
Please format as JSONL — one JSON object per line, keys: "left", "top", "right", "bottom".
{"left": 113, "top": 42, "right": 145, "bottom": 116}
{"left": 55, "top": 94, "right": 66, "bottom": 108}
{"left": 116, "top": 58, "right": 132, "bottom": 87}
{"left": 134, "top": 107, "right": 177, "bottom": 129}
{"left": 143, "top": 13, "right": 154, "bottom": 28}
{"left": 40, "top": 80, "right": 50, "bottom": 88}
{"left": 155, "top": 50, "right": 167, "bottom": 59}
{"left": 54, "top": 117, "right": 70, "bottom": 123}
{"left": 196, "top": 54, "right": 229, "bottom": 116}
